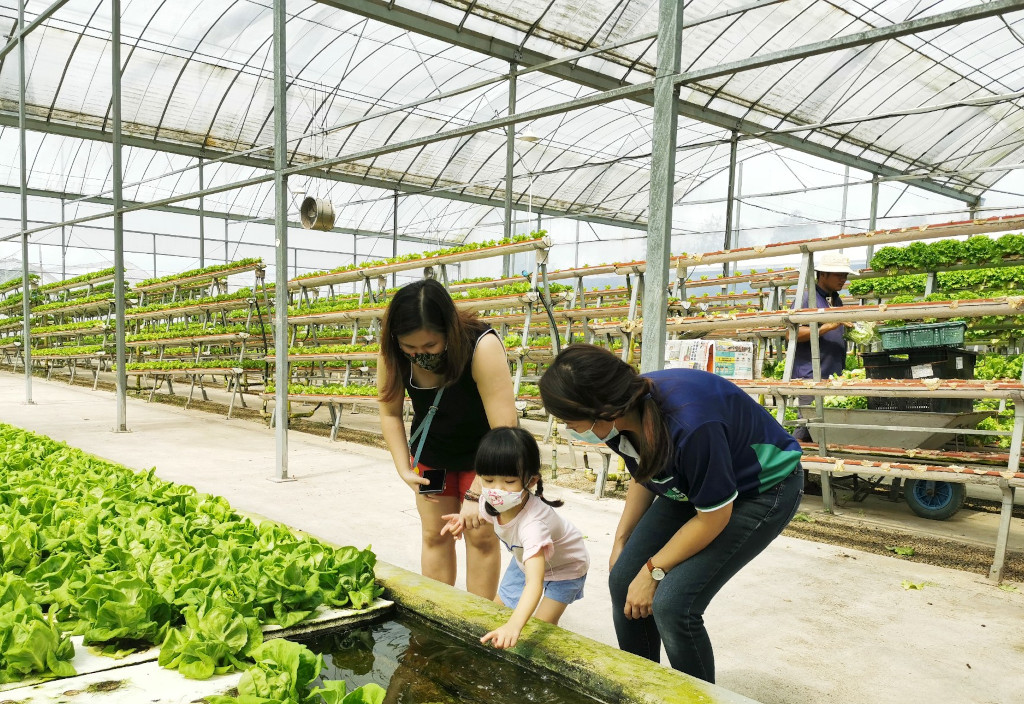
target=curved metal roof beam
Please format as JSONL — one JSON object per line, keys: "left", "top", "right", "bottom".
{"left": 199, "top": 6, "right": 316, "bottom": 154}
{"left": 516, "top": 0, "right": 558, "bottom": 53}
{"left": 703, "top": 2, "right": 822, "bottom": 106}
{"left": 578, "top": 0, "right": 634, "bottom": 54}
{"left": 924, "top": 105, "right": 1024, "bottom": 192}
{"left": 317, "top": 35, "right": 424, "bottom": 170}
{"left": 44, "top": 1, "right": 102, "bottom": 124}
{"left": 532, "top": 108, "right": 643, "bottom": 213}
{"left": 362, "top": 39, "right": 470, "bottom": 183}
{"left": 287, "top": 17, "right": 371, "bottom": 164}
{"left": 149, "top": 1, "right": 243, "bottom": 142}
{"left": 841, "top": 60, "right": 1024, "bottom": 181}
{"left": 764, "top": 41, "right": 892, "bottom": 131}
{"left": 837, "top": 68, "right": 998, "bottom": 180}
{"left": 449, "top": 82, "right": 554, "bottom": 202}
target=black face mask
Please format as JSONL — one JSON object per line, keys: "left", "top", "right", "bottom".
{"left": 402, "top": 348, "right": 447, "bottom": 372}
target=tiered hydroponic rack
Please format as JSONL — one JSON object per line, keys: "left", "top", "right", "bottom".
{"left": 0, "top": 267, "right": 124, "bottom": 388}
{"left": 121, "top": 259, "right": 271, "bottom": 417}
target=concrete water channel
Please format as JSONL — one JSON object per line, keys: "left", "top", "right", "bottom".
{"left": 1, "top": 372, "right": 1022, "bottom": 704}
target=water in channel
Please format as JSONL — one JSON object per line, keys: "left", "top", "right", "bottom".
{"left": 300, "top": 612, "right": 606, "bottom": 704}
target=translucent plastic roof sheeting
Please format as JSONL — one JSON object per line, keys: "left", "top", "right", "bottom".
{"left": 348, "top": 0, "right": 1024, "bottom": 195}
{"left": 0, "top": 0, "right": 1020, "bottom": 242}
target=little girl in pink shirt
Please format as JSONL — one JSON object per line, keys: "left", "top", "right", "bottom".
{"left": 442, "top": 426, "right": 590, "bottom": 649}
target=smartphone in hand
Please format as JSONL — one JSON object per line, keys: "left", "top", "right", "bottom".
{"left": 418, "top": 468, "right": 447, "bottom": 494}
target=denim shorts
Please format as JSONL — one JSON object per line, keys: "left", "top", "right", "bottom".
{"left": 498, "top": 557, "right": 587, "bottom": 608}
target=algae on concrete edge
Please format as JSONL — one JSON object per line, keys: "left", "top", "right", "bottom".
{"left": 373, "top": 561, "right": 760, "bottom": 704}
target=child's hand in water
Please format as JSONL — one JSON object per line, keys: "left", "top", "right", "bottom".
{"left": 439, "top": 513, "right": 465, "bottom": 540}
{"left": 481, "top": 622, "right": 521, "bottom": 649}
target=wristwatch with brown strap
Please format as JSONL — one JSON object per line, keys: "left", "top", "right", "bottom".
{"left": 646, "top": 558, "right": 666, "bottom": 581}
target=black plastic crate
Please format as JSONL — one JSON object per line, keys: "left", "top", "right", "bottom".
{"left": 866, "top": 396, "right": 974, "bottom": 413}
{"left": 861, "top": 347, "right": 976, "bottom": 381}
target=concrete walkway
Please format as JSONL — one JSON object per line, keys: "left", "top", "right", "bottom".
{"left": 2, "top": 373, "right": 1022, "bottom": 704}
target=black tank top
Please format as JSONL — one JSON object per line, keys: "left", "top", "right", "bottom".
{"left": 405, "top": 328, "right": 497, "bottom": 473}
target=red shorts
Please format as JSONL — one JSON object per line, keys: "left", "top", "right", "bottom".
{"left": 413, "top": 459, "right": 476, "bottom": 500}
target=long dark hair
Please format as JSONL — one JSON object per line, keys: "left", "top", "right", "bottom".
{"left": 379, "top": 278, "right": 488, "bottom": 403}
{"left": 539, "top": 344, "right": 671, "bottom": 482}
{"left": 475, "top": 427, "right": 562, "bottom": 517}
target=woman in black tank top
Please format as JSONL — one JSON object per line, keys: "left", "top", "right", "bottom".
{"left": 378, "top": 279, "right": 517, "bottom": 599}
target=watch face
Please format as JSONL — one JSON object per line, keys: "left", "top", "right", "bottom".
{"left": 651, "top": 567, "right": 666, "bottom": 581}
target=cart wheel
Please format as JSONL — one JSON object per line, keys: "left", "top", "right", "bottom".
{"left": 903, "top": 480, "right": 965, "bottom": 521}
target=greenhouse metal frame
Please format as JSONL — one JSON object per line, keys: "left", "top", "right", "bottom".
{"left": 2, "top": 0, "right": 1024, "bottom": 479}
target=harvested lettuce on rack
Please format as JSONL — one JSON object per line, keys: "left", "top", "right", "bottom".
{"left": 844, "top": 321, "right": 878, "bottom": 346}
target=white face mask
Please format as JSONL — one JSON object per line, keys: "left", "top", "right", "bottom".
{"left": 568, "top": 420, "right": 619, "bottom": 445}
{"left": 482, "top": 487, "right": 525, "bottom": 513}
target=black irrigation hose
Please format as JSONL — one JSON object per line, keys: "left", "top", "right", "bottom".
{"left": 252, "top": 287, "right": 271, "bottom": 385}
{"left": 539, "top": 265, "right": 562, "bottom": 356}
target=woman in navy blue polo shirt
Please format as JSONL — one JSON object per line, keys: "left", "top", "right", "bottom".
{"left": 539, "top": 344, "right": 803, "bottom": 683}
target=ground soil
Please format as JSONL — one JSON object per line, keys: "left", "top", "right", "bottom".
{"left": 14, "top": 366, "right": 1024, "bottom": 584}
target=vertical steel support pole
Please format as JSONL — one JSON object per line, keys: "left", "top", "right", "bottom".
{"left": 392, "top": 191, "right": 398, "bottom": 287}
{"left": 722, "top": 131, "right": 738, "bottom": 283}
{"left": 18, "top": 0, "right": 32, "bottom": 403}
{"left": 224, "top": 219, "right": 229, "bottom": 263}
{"left": 112, "top": 0, "right": 127, "bottom": 431}
{"left": 152, "top": 234, "right": 157, "bottom": 277}
{"left": 865, "top": 175, "right": 879, "bottom": 263}
{"left": 574, "top": 220, "right": 580, "bottom": 269}
{"left": 839, "top": 165, "right": 850, "bottom": 238}
{"left": 199, "top": 157, "right": 205, "bottom": 267}
{"left": 639, "top": 0, "right": 682, "bottom": 374}
{"left": 60, "top": 199, "right": 67, "bottom": 279}
{"left": 503, "top": 62, "right": 517, "bottom": 278}
{"left": 272, "top": 0, "right": 291, "bottom": 481}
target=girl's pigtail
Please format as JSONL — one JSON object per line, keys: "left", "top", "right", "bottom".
{"left": 534, "top": 477, "right": 564, "bottom": 508}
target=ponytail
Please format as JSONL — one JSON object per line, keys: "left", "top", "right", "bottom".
{"left": 634, "top": 380, "right": 673, "bottom": 483}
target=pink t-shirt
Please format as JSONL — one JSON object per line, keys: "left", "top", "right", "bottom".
{"left": 480, "top": 494, "right": 589, "bottom": 581}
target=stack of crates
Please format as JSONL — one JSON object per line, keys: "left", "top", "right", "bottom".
{"left": 862, "top": 322, "right": 974, "bottom": 414}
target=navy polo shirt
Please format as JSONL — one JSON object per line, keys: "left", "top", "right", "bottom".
{"left": 792, "top": 285, "right": 847, "bottom": 379}
{"left": 606, "top": 369, "right": 802, "bottom": 511}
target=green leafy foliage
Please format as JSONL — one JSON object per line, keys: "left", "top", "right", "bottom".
{"left": 38, "top": 267, "right": 117, "bottom": 293}
{"left": 206, "top": 639, "right": 386, "bottom": 704}
{"left": 293, "top": 232, "right": 546, "bottom": 281}
{"left": 975, "top": 354, "right": 1024, "bottom": 380}
{"left": 0, "top": 423, "right": 383, "bottom": 684}
{"left": 30, "top": 345, "right": 107, "bottom": 358}
{"left": 121, "top": 359, "right": 264, "bottom": 371}
{"left": 65, "top": 281, "right": 116, "bottom": 300}
{"left": 0, "top": 273, "right": 39, "bottom": 293}
{"left": 29, "top": 321, "right": 109, "bottom": 335}
{"left": 519, "top": 383, "right": 540, "bottom": 397}
{"left": 886, "top": 545, "right": 916, "bottom": 556}
{"left": 158, "top": 595, "right": 262, "bottom": 680}
{"left": 127, "top": 323, "right": 250, "bottom": 342}
{"left": 266, "top": 383, "right": 377, "bottom": 397}
{"left": 130, "top": 288, "right": 258, "bottom": 316}
{"left": 844, "top": 321, "right": 878, "bottom": 346}
{"left": 33, "top": 292, "right": 123, "bottom": 314}
{"left": 0, "top": 290, "right": 45, "bottom": 313}
{"left": 290, "top": 294, "right": 384, "bottom": 317}
{"left": 287, "top": 344, "right": 380, "bottom": 356}
{"left": 823, "top": 395, "right": 867, "bottom": 409}
{"left": 136, "top": 259, "right": 263, "bottom": 289}
{"left": 0, "top": 574, "right": 76, "bottom": 683}
{"left": 868, "top": 234, "right": 1024, "bottom": 273}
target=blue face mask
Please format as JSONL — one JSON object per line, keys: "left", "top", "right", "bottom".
{"left": 568, "top": 420, "right": 618, "bottom": 445}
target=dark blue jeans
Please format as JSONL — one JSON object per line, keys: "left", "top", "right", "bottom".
{"left": 608, "top": 467, "right": 804, "bottom": 683}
